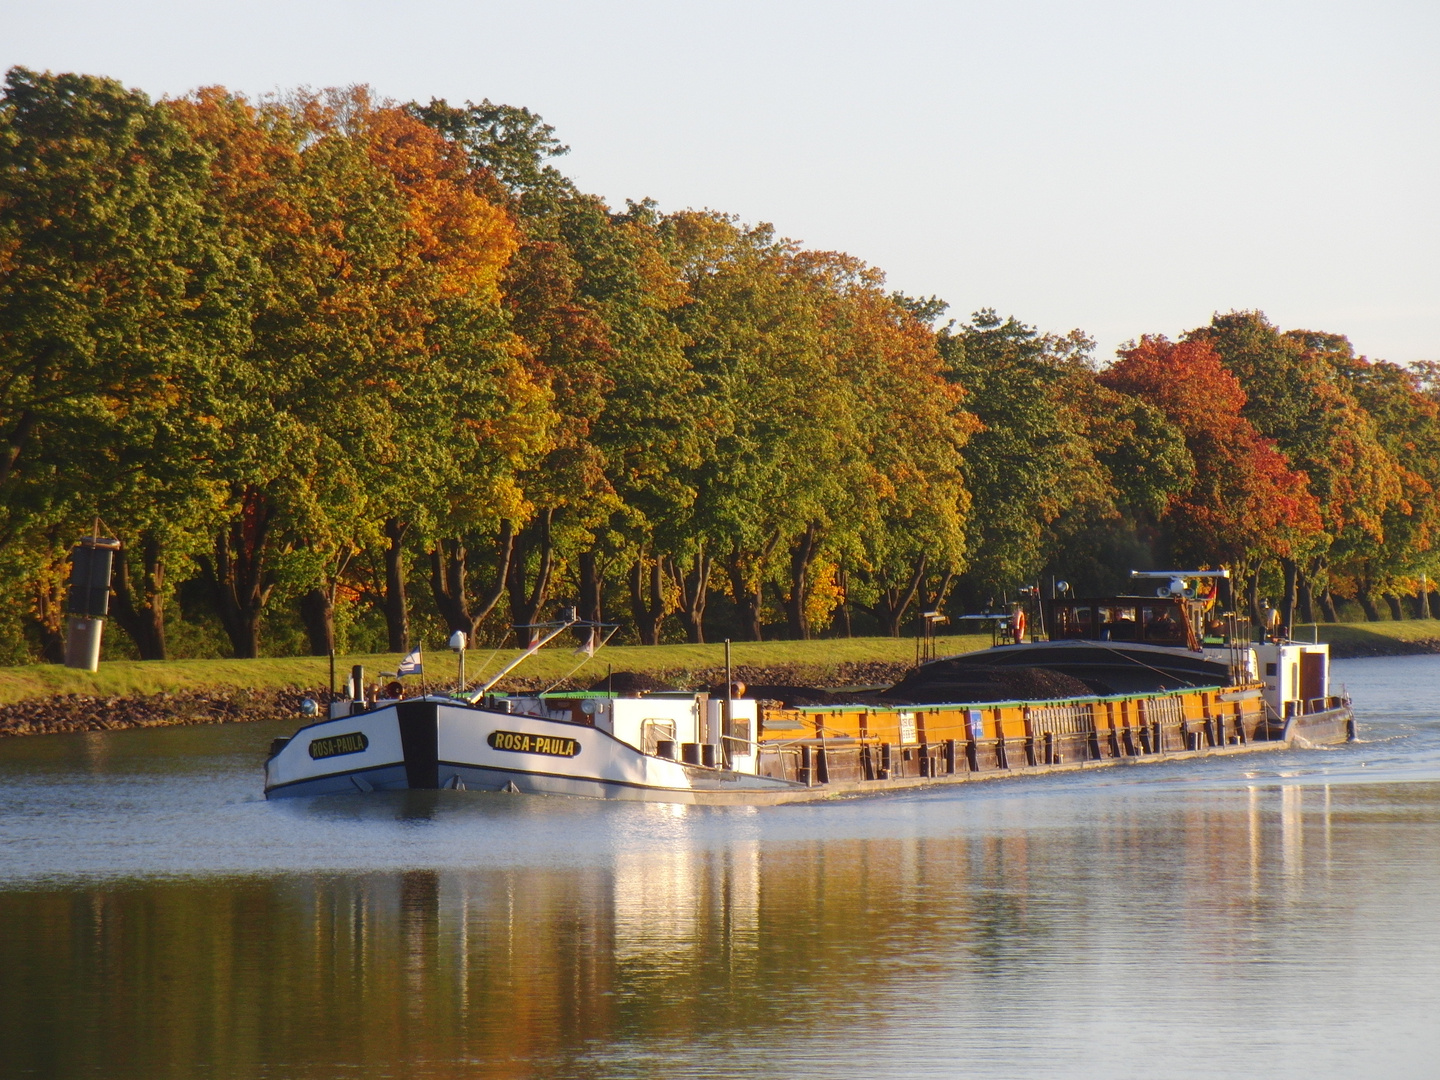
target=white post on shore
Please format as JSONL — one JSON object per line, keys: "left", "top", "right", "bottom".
{"left": 449, "top": 630, "right": 467, "bottom": 693}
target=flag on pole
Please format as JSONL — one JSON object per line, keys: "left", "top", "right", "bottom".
{"left": 397, "top": 648, "right": 423, "bottom": 676}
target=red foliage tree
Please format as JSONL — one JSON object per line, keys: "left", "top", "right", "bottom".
{"left": 1100, "top": 336, "right": 1322, "bottom": 571}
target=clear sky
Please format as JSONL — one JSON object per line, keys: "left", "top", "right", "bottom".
{"left": 5, "top": 0, "right": 1437, "bottom": 363}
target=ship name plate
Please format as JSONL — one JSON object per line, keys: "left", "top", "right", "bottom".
{"left": 487, "top": 730, "right": 581, "bottom": 757}
{"left": 309, "top": 732, "right": 369, "bottom": 759}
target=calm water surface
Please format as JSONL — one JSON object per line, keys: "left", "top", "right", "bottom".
{"left": 2, "top": 656, "right": 1438, "bottom": 1078}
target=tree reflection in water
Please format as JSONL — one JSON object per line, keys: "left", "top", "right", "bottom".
{"left": 2, "top": 780, "right": 1440, "bottom": 1078}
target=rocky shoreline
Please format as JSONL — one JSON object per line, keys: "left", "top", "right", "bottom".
{"left": 0, "top": 643, "right": 1430, "bottom": 739}
{"left": 0, "top": 688, "right": 318, "bottom": 738}
{"left": 1324, "top": 637, "right": 1440, "bottom": 659}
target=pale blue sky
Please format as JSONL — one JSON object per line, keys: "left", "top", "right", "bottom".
{"left": 5, "top": 0, "right": 1437, "bottom": 362}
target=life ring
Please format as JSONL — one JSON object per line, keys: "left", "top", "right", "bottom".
{"left": 1012, "top": 609, "right": 1026, "bottom": 642}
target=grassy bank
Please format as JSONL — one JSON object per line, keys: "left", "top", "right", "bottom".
{"left": 0, "top": 634, "right": 996, "bottom": 706}
{"left": 1303, "top": 619, "right": 1440, "bottom": 656}
{"left": 2, "top": 619, "right": 1434, "bottom": 707}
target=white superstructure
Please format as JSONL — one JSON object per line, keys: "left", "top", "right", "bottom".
{"left": 266, "top": 691, "right": 782, "bottom": 804}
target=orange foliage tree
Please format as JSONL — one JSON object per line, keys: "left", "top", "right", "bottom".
{"left": 1190, "top": 312, "right": 1404, "bottom": 624}
{"left": 166, "top": 87, "right": 544, "bottom": 657}
{"left": 1099, "top": 335, "right": 1322, "bottom": 622}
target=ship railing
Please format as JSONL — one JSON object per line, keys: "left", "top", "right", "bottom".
{"left": 720, "top": 733, "right": 756, "bottom": 766}
{"left": 758, "top": 732, "right": 1041, "bottom": 783}
{"left": 754, "top": 707, "right": 1291, "bottom": 782}
{"left": 756, "top": 742, "right": 808, "bottom": 785}
{"left": 1024, "top": 703, "right": 1095, "bottom": 736}
{"left": 760, "top": 733, "right": 931, "bottom": 786}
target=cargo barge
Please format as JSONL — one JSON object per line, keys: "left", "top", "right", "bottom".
{"left": 264, "top": 574, "right": 1354, "bottom": 804}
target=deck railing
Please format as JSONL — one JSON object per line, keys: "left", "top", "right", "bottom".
{"left": 750, "top": 682, "right": 1327, "bottom": 785}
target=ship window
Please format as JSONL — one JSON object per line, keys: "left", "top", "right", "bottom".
{"left": 641, "top": 719, "right": 677, "bottom": 755}
{"left": 1140, "top": 604, "right": 1186, "bottom": 646}
{"left": 1265, "top": 663, "right": 1278, "bottom": 677}
{"left": 1098, "top": 605, "right": 1139, "bottom": 641}
{"left": 1056, "top": 605, "right": 1093, "bottom": 639}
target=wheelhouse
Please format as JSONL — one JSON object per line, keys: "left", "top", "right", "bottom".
{"left": 1043, "top": 595, "right": 1236, "bottom": 651}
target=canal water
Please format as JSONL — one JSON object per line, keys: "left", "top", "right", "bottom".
{"left": 1, "top": 656, "right": 1438, "bottom": 1079}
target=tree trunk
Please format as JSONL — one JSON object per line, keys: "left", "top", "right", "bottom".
{"left": 723, "top": 552, "right": 764, "bottom": 642}
{"left": 1296, "top": 570, "right": 1315, "bottom": 627}
{"left": 834, "top": 563, "right": 852, "bottom": 638}
{"left": 110, "top": 534, "right": 167, "bottom": 660}
{"left": 1411, "top": 587, "right": 1429, "bottom": 619}
{"left": 628, "top": 556, "right": 666, "bottom": 645}
{"left": 1279, "top": 558, "right": 1298, "bottom": 639}
{"left": 32, "top": 569, "right": 66, "bottom": 664}
{"left": 1319, "top": 588, "right": 1339, "bottom": 623}
{"left": 199, "top": 487, "right": 276, "bottom": 659}
{"left": 1355, "top": 582, "right": 1380, "bottom": 622}
{"left": 383, "top": 517, "right": 409, "bottom": 652}
{"left": 0, "top": 408, "right": 38, "bottom": 493}
{"left": 784, "top": 524, "right": 821, "bottom": 640}
{"left": 1384, "top": 593, "right": 1405, "bottom": 621}
{"left": 1429, "top": 591, "right": 1440, "bottom": 620}
{"left": 668, "top": 545, "right": 712, "bottom": 644}
{"left": 722, "top": 535, "right": 778, "bottom": 643}
{"left": 299, "top": 587, "right": 333, "bottom": 656}
{"left": 577, "top": 549, "right": 603, "bottom": 651}
{"left": 429, "top": 522, "right": 513, "bottom": 640}
{"left": 506, "top": 510, "right": 555, "bottom": 644}
{"left": 919, "top": 569, "right": 954, "bottom": 615}
{"left": 864, "top": 556, "right": 929, "bottom": 638}
{"left": 1246, "top": 570, "right": 1262, "bottom": 628}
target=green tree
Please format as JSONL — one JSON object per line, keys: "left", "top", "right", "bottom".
{"left": 1099, "top": 334, "right": 1323, "bottom": 626}
{"left": 0, "top": 68, "right": 225, "bottom": 655}
{"left": 660, "top": 213, "right": 853, "bottom": 641}
{"left": 412, "top": 101, "right": 702, "bottom": 649}
{"left": 800, "top": 276, "right": 974, "bottom": 639}
{"left": 939, "top": 312, "right": 1115, "bottom": 608}
{"left": 170, "top": 88, "right": 533, "bottom": 657}
{"left": 1189, "top": 312, "right": 1401, "bottom": 623}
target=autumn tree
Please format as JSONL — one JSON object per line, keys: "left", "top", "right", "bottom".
{"left": 1099, "top": 334, "right": 1322, "bottom": 626}
{"left": 0, "top": 68, "right": 227, "bottom": 656}
{"left": 169, "top": 88, "right": 535, "bottom": 657}
{"left": 939, "top": 313, "right": 1116, "bottom": 607}
{"left": 1188, "top": 312, "right": 1401, "bottom": 624}
{"left": 1333, "top": 354, "right": 1440, "bottom": 619}
{"left": 793, "top": 277, "right": 974, "bottom": 638}
{"left": 658, "top": 213, "right": 859, "bottom": 641}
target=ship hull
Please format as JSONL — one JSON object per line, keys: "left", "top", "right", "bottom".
{"left": 265, "top": 693, "right": 1354, "bottom": 805}
{"left": 1279, "top": 704, "right": 1356, "bottom": 747}
{"left": 264, "top": 699, "right": 811, "bottom": 805}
